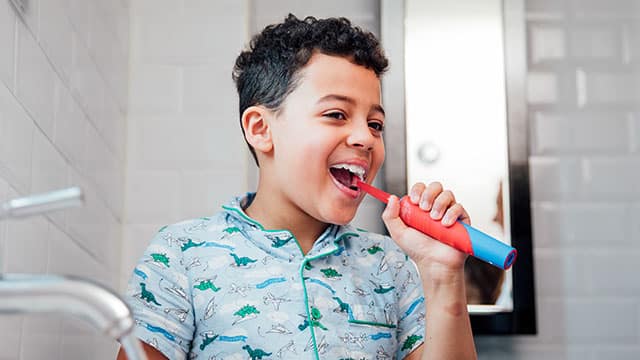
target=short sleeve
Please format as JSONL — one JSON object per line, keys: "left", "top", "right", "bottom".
{"left": 383, "top": 238, "right": 426, "bottom": 359}
{"left": 124, "top": 225, "right": 195, "bottom": 360}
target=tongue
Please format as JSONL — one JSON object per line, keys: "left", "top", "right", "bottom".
{"left": 330, "top": 168, "right": 354, "bottom": 188}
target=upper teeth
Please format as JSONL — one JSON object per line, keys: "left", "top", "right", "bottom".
{"left": 331, "top": 163, "right": 366, "bottom": 181}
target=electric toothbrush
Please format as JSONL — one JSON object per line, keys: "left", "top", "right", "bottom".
{"left": 356, "top": 180, "right": 517, "bottom": 270}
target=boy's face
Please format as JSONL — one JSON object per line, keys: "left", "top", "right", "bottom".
{"left": 266, "top": 53, "right": 385, "bottom": 225}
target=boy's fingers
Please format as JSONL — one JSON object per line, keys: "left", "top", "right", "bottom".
{"left": 430, "top": 189, "right": 455, "bottom": 219}
{"left": 409, "top": 183, "right": 426, "bottom": 204}
{"left": 381, "top": 195, "right": 408, "bottom": 237}
{"left": 420, "top": 182, "right": 443, "bottom": 210}
{"left": 442, "top": 203, "right": 471, "bottom": 226}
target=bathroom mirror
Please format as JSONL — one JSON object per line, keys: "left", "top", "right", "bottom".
{"left": 381, "top": 0, "right": 536, "bottom": 334}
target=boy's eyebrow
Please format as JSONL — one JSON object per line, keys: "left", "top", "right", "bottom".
{"left": 317, "top": 94, "right": 386, "bottom": 116}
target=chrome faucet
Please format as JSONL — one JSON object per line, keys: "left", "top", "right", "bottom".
{"left": 0, "top": 188, "right": 147, "bottom": 360}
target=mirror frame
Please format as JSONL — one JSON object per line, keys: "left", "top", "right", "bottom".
{"left": 380, "top": 0, "right": 536, "bottom": 334}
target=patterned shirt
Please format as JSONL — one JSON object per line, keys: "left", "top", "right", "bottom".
{"left": 125, "top": 194, "right": 426, "bottom": 359}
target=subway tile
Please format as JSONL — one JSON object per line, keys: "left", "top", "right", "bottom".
{"left": 527, "top": 72, "right": 558, "bottom": 104}
{"left": 53, "top": 80, "right": 88, "bottom": 171}
{"left": 178, "top": 169, "right": 247, "bottom": 219}
{"left": 128, "top": 65, "right": 181, "bottom": 117}
{"left": 0, "top": 84, "right": 35, "bottom": 193}
{"left": 569, "top": 23, "right": 621, "bottom": 60}
{"left": 529, "top": 156, "right": 582, "bottom": 201}
{"left": 64, "top": 0, "right": 89, "bottom": 46}
{"left": 182, "top": 63, "right": 236, "bottom": 117}
{"left": 20, "top": 314, "right": 62, "bottom": 360}
{"left": 69, "top": 38, "right": 106, "bottom": 132}
{"left": 531, "top": 202, "right": 564, "bottom": 248}
{"left": 0, "top": 0, "right": 15, "bottom": 90}
{"left": 583, "top": 156, "right": 640, "bottom": 200}
{"left": 20, "top": 0, "right": 40, "bottom": 38}
{"left": 580, "top": 70, "right": 640, "bottom": 107}
{"left": 592, "top": 346, "right": 640, "bottom": 360}
{"left": 3, "top": 214, "right": 49, "bottom": 273}
{"left": 589, "top": 251, "right": 640, "bottom": 296}
{"left": 0, "top": 314, "right": 22, "bottom": 360}
{"left": 15, "top": 20, "right": 56, "bottom": 139}
{"left": 30, "top": 128, "right": 70, "bottom": 227}
{"left": 65, "top": 170, "right": 106, "bottom": 257}
{"left": 47, "top": 221, "right": 93, "bottom": 276}
{"left": 529, "top": 24, "right": 566, "bottom": 64}
{"left": 38, "top": 0, "right": 74, "bottom": 82}
{"left": 565, "top": 203, "right": 631, "bottom": 245}
{"left": 124, "top": 170, "right": 180, "bottom": 224}
{"left": 534, "top": 250, "right": 593, "bottom": 297}
{"left": 537, "top": 298, "right": 638, "bottom": 344}
{"left": 532, "top": 110, "right": 630, "bottom": 154}
{"left": 129, "top": 115, "right": 246, "bottom": 171}
{"left": 531, "top": 111, "right": 567, "bottom": 154}
{"left": 568, "top": 0, "right": 640, "bottom": 18}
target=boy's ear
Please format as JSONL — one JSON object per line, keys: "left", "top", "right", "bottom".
{"left": 241, "top": 105, "right": 273, "bottom": 154}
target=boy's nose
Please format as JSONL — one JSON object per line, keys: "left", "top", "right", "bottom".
{"left": 346, "top": 122, "right": 375, "bottom": 151}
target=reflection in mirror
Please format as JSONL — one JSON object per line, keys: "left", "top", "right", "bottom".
{"left": 404, "top": 0, "right": 512, "bottom": 311}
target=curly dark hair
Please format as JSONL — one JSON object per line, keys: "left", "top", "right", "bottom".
{"left": 233, "top": 14, "right": 389, "bottom": 166}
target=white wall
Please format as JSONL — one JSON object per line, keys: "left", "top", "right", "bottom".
{"left": 121, "top": 0, "right": 250, "bottom": 286}
{"left": 0, "top": 0, "right": 129, "bottom": 359}
{"left": 475, "top": 0, "right": 640, "bottom": 359}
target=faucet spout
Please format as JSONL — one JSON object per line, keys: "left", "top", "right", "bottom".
{"left": 0, "top": 274, "right": 147, "bottom": 360}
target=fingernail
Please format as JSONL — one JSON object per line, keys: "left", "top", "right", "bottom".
{"left": 419, "top": 200, "right": 427, "bottom": 210}
{"left": 430, "top": 208, "right": 440, "bottom": 219}
{"left": 442, "top": 214, "right": 452, "bottom": 225}
{"left": 410, "top": 191, "right": 418, "bottom": 203}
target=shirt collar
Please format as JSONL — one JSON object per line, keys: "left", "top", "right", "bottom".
{"left": 221, "top": 193, "right": 359, "bottom": 260}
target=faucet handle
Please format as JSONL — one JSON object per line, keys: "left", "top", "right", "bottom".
{"left": 0, "top": 187, "right": 84, "bottom": 220}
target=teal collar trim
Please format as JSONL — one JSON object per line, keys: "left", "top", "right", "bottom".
{"left": 221, "top": 194, "right": 359, "bottom": 259}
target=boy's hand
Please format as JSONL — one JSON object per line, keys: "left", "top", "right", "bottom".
{"left": 381, "top": 182, "right": 471, "bottom": 278}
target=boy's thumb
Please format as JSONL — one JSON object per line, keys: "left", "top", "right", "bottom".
{"left": 381, "top": 195, "right": 408, "bottom": 238}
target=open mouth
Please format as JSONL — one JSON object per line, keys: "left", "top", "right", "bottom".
{"left": 329, "top": 164, "right": 366, "bottom": 192}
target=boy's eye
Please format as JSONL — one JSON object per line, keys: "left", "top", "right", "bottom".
{"left": 324, "top": 112, "right": 346, "bottom": 120}
{"left": 369, "top": 121, "right": 385, "bottom": 132}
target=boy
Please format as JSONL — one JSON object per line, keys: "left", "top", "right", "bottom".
{"left": 118, "top": 15, "right": 477, "bottom": 360}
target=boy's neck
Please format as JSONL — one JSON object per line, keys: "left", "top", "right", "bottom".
{"left": 244, "top": 189, "right": 329, "bottom": 255}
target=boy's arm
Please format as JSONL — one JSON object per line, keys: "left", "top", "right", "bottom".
{"left": 382, "top": 182, "right": 477, "bottom": 360}
{"left": 116, "top": 342, "right": 168, "bottom": 360}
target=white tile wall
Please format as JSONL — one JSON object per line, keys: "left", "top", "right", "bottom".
{"left": 122, "top": 0, "right": 250, "bottom": 286}
{"left": 476, "top": 0, "right": 640, "bottom": 358}
{"left": 0, "top": 0, "right": 129, "bottom": 358}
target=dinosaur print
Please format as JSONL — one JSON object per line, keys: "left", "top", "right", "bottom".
{"left": 148, "top": 253, "right": 170, "bottom": 268}
{"left": 139, "top": 283, "right": 161, "bottom": 306}
{"left": 298, "top": 307, "right": 328, "bottom": 331}
{"left": 320, "top": 267, "right": 342, "bottom": 278}
{"left": 194, "top": 279, "right": 221, "bottom": 292}
{"left": 367, "top": 244, "right": 384, "bottom": 255}
{"left": 401, "top": 334, "right": 423, "bottom": 351}
{"left": 332, "top": 296, "right": 351, "bottom": 314}
{"left": 242, "top": 345, "right": 272, "bottom": 360}
{"left": 232, "top": 304, "right": 260, "bottom": 325}
{"left": 230, "top": 253, "right": 257, "bottom": 267}
{"left": 370, "top": 280, "right": 395, "bottom": 294}
{"left": 199, "top": 332, "right": 219, "bottom": 351}
{"left": 180, "top": 238, "right": 205, "bottom": 252}
{"left": 266, "top": 233, "right": 294, "bottom": 248}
